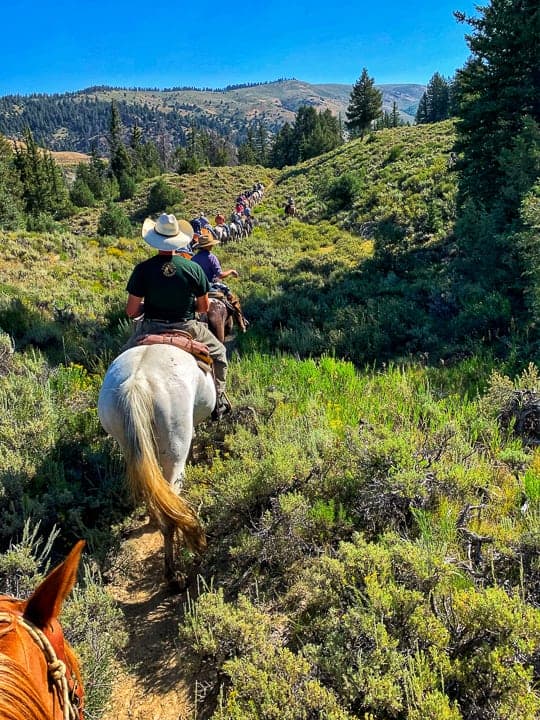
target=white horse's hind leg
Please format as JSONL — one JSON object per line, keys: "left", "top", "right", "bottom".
{"left": 157, "top": 414, "right": 195, "bottom": 588}
{"left": 163, "top": 523, "right": 184, "bottom": 589}
{"left": 158, "top": 446, "right": 192, "bottom": 588}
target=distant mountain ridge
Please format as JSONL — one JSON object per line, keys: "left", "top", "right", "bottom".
{"left": 0, "top": 79, "right": 425, "bottom": 154}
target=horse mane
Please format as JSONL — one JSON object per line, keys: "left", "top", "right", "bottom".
{"left": 0, "top": 654, "right": 50, "bottom": 720}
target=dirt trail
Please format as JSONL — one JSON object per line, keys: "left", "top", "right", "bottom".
{"left": 101, "top": 332, "right": 247, "bottom": 719}
{"left": 102, "top": 521, "right": 194, "bottom": 720}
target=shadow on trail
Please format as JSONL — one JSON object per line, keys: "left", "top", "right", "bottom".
{"left": 109, "top": 522, "right": 198, "bottom": 696}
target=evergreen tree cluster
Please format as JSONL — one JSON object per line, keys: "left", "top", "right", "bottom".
{"left": 237, "top": 122, "right": 270, "bottom": 166}
{"left": 0, "top": 128, "right": 74, "bottom": 230}
{"left": 452, "top": 0, "right": 540, "bottom": 338}
{"left": 174, "top": 122, "right": 236, "bottom": 174}
{"left": 0, "top": 135, "right": 23, "bottom": 229}
{"left": 375, "top": 101, "right": 407, "bottom": 130}
{"left": 69, "top": 101, "right": 167, "bottom": 211}
{"left": 415, "top": 72, "right": 453, "bottom": 124}
{"left": 268, "top": 106, "right": 343, "bottom": 169}
{"left": 0, "top": 94, "right": 242, "bottom": 156}
{"left": 13, "top": 129, "right": 71, "bottom": 219}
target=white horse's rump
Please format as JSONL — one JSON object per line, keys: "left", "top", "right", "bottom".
{"left": 98, "top": 345, "right": 216, "bottom": 582}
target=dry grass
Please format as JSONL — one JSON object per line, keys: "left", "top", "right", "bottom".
{"left": 5, "top": 138, "right": 91, "bottom": 166}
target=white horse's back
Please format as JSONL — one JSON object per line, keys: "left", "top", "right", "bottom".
{"left": 98, "top": 345, "right": 215, "bottom": 579}
{"left": 99, "top": 345, "right": 215, "bottom": 463}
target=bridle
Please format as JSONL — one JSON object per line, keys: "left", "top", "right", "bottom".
{"left": 0, "top": 606, "right": 83, "bottom": 720}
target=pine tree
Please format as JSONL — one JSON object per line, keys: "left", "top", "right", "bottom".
{"left": 238, "top": 125, "right": 257, "bottom": 165}
{"left": 0, "top": 134, "right": 23, "bottom": 229}
{"left": 108, "top": 101, "right": 123, "bottom": 154}
{"left": 345, "top": 68, "right": 383, "bottom": 139}
{"left": 452, "top": 0, "right": 540, "bottom": 328}
{"left": 70, "top": 173, "right": 95, "bottom": 207}
{"left": 454, "top": 0, "right": 540, "bottom": 220}
{"left": 415, "top": 93, "right": 429, "bottom": 124}
{"left": 415, "top": 73, "right": 451, "bottom": 124}
{"left": 255, "top": 122, "right": 269, "bottom": 165}
{"left": 86, "top": 145, "right": 108, "bottom": 199}
{"left": 268, "top": 107, "right": 342, "bottom": 168}
{"left": 175, "top": 123, "right": 205, "bottom": 174}
{"left": 391, "top": 102, "right": 400, "bottom": 128}
{"left": 107, "top": 101, "right": 134, "bottom": 196}
{"left": 294, "top": 106, "right": 319, "bottom": 160}
{"left": 269, "top": 122, "right": 295, "bottom": 168}
{"left": 425, "top": 73, "right": 450, "bottom": 122}
{"left": 13, "top": 128, "right": 69, "bottom": 219}
{"left": 130, "top": 124, "right": 143, "bottom": 152}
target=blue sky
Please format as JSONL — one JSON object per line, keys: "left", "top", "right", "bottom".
{"left": 0, "top": 0, "right": 478, "bottom": 95}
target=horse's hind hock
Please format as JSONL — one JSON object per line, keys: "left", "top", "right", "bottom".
{"left": 170, "top": 473, "right": 184, "bottom": 495}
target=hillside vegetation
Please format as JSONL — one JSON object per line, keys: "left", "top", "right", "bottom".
{"left": 0, "top": 80, "right": 424, "bottom": 153}
{"left": 0, "top": 119, "right": 539, "bottom": 719}
{"left": 240, "top": 120, "right": 500, "bottom": 365}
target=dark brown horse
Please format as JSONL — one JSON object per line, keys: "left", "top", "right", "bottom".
{"left": 0, "top": 541, "right": 85, "bottom": 720}
{"left": 284, "top": 203, "right": 296, "bottom": 217}
{"left": 207, "top": 294, "right": 248, "bottom": 343}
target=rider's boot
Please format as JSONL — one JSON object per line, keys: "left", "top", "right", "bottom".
{"left": 211, "top": 392, "right": 232, "bottom": 421}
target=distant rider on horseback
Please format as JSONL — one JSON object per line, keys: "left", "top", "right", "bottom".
{"left": 284, "top": 196, "right": 296, "bottom": 216}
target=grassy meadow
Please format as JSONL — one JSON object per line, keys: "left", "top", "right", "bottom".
{"left": 0, "top": 122, "right": 539, "bottom": 718}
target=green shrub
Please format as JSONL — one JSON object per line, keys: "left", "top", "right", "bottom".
{"left": 117, "top": 172, "right": 136, "bottom": 200}
{"left": 323, "top": 171, "right": 362, "bottom": 211}
{"left": 0, "top": 521, "right": 58, "bottom": 597}
{"left": 146, "top": 178, "right": 184, "bottom": 214}
{"left": 448, "top": 587, "right": 540, "bottom": 719}
{"left": 0, "top": 189, "right": 22, "bottom": 230}
{"left": 26, "top": 212, "right": 63, "bottom": 233}
{"left": 386, "top": 144, "right": 405, "bottom": 163}
{"left": 97, "top": 204, "right": 132, "bottom": 237}
{"left": 62, "top": 564, "right": 127, "bottom": 719}
{"left": 70, "top": 178, "right": 96, "bottom": 208}
{"left": 215, "top": 646, "right": 355, "bottom": 720}
{"left": 0, "top": 522, "right": 126, "bottom": 719}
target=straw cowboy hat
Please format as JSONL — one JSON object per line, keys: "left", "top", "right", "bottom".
{"left": 142, "top": 213, "right": 194, "bottom": 251}
{"left": 195, "top": 228, "right": 220, "bottom": 250}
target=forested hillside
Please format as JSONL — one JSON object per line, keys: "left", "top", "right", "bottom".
{"left": 0, "top": 80, "right": 424, "bottom": 153}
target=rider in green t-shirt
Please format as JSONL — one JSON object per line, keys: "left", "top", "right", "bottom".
{"left": 124, "top": 213, "right": 231, "bottom": 419}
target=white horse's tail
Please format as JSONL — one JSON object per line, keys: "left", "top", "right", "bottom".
{"left": 119, "top": 376, "right": 206, "bottom": 554}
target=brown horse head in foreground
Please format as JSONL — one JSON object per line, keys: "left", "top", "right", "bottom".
{"left": 0, "top": 541, "right": 85, "bottom": 720}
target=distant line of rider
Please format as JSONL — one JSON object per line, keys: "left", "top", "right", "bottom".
{"left": 189, "top": 181, "right": 265, "bottom": 244}
{"left": 122, "top": 182, "right": 265, "bottom": 419}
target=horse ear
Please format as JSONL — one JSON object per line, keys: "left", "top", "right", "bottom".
{"left": 23, "top": 540, "right": 85, "bottom": 628}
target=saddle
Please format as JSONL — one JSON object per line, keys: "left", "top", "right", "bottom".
{"left": 227, "top": 293, "right": 249, "bottom": 331}
{"left": 209, "top": 290, "right": 226, "bottom": 300}
{"left": 208, "top": 292, "right": 249, "bottom": 332}
{"left": 137, "top": 330, "right": 213, "bottom": 372}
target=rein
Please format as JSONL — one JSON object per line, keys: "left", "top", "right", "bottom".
{"left": 0, "top": 610, "right": 82, "bottom": 720}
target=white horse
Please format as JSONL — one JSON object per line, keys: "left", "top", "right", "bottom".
{"left": 213, "top": 224, "right": 229, "bottom": 243}
{"left": 98, "top": 344, "right": 216, "bottom": 586}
